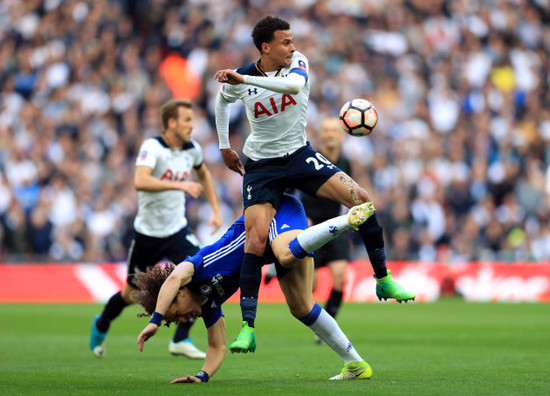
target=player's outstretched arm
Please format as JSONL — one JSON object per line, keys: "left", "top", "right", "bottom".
{"left": 243, "top": 72, "right": 306, "bottom": 95}
{"left": 170, "top": 317, "right": 227, "bottom": 384}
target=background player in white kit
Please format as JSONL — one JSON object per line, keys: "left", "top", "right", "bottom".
{"left": 90, "top": 99, "right": 222, "bottom": 359}
{"left": 214, "top": 16, "right": 415, "bottom": 352}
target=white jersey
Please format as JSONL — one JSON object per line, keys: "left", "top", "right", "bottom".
{"left": 134, "top": 136, "right": 203, "bottom": 238}
{"left": 220, "top": 51, "right": 310, "bottom": 160}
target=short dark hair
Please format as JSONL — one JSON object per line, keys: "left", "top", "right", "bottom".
{"left": 160, "top": 99, "right": 192, "bottom": 130}
{"left": 251, "top": 16, "right": 291, "bottom": 52}
{"left": 135, "top": 262, "right": 182, "bottom": 327}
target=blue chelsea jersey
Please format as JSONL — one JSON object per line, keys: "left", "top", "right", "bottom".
{"left": 186, "top": 217, "right": 245, "bottom": 328}
{"left": 184, "top": 194, "right": 308, "bottom": 328}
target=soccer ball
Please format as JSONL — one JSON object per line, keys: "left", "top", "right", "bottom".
{"left": 339, "top": 99, "right": 378, "bottom": 137}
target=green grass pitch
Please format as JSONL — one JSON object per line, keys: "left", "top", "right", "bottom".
{"left": 1, "top": 300, "right": 549, "bottom": 395}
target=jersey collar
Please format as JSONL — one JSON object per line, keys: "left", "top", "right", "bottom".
{"left": 256, "top": 59, "right": 282, "bottom": 77}
{"left": 155, "top": 136, "right": 194, "bottom": 151}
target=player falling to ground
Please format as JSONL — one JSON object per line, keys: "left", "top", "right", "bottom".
{"left": 90, "top": 99, "right": 222, "bottom": 359}
{"left": 213, "top": 16, "right": 415, "bottom": 352}
{"left": 136, "top": 195, "right": 375, "bottom": 382}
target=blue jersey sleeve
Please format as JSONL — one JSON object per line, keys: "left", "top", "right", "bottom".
{"left": 201, "top": 300, "right": 224, "bottom": 328}
{"left": 185, "top": 215, "right": 245, "bottom": 268}
{"left": 185, "top": 216, "right": 246, "bottom": 328}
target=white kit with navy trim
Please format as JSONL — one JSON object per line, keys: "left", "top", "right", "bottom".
{"left": 219, "top": 51, "right": 310, "bottom": 160}
{"left": 134, "top": 136, "right": 203, "bottom": 238}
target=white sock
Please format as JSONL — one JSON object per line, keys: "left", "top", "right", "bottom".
{"left": 290, "top": 214, "right": 350, "bottom": 258}
{"left": 309, "top": 309, "right": 362, "bottom": 364}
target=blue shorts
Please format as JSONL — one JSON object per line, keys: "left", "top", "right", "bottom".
{"left": 183, "top": 194, "right": 309, "bottom": 327}
{"left": 242, "top": 142, "right": 341, "bottom": 211}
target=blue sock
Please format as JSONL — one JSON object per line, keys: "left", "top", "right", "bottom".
{"left": 357, "top": 214, "right": 388, "bottom": 279}
{"left": 299, "top": 302, "right": 322, "bottom": 326}
{"left": 289, "top": 238, "right": 308, "bottom": 259}
{"left": 368, "top": 248, "right": 387, "bottom": 279}
{"left": 173, "top": 318, "right": 194, "bottom": 342}
{"left": 239, "top": 253, "right": 263, "bottom": 328}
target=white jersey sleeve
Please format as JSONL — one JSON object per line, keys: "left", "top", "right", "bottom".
{"left": 219, "top": 79, "right": 240, "bottom": 103}
{"left": 215, "top": 90, "right": 232, "bottom": 149}
{"left": 243, "top": 72, "right": 306, "bottom": 94}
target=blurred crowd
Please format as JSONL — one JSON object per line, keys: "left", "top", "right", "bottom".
{"left": 0, "top": 0, "right": 549, "bottom": 264}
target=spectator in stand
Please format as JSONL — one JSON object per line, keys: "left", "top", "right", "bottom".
{"left": 0, "top": 0, "right": 547, "bottom": 266}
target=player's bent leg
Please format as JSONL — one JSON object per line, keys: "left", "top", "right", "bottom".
{"left": 277, "top": 256, "right": 315, "bottom": 319}
{"left": 315, "top": 173, "right": 412, "bottom": 300}
{"left": 375, "top": 270, "right": 415, "bottom": 302}
{"left": 285, "top": 202, "right": 374, "bottom": 264}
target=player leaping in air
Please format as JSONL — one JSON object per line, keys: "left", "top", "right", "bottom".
{"left": 213, "top": 15, "right": 415, "bottom": 353}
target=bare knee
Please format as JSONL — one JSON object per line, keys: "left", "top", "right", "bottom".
{"left": 245, "top": 231, "right": 268, "bottom": 255}
{"left": 288, "top": 302, "right": 312, "bottom": 319}
{"left": 279, "top": 252, "right": 299, "bottom": 268}
{"left": 244, "top": 205, "right": 274, "bottom": 255}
